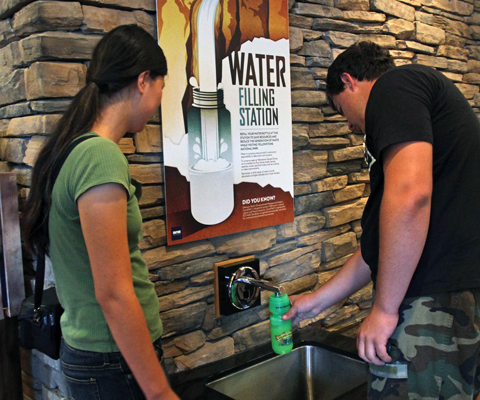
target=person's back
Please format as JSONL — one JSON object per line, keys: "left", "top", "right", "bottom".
{"left": 362, "top": 63, "right": 480, "bottom": 297}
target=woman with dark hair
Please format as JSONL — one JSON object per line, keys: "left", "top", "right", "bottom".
{"left": 23, "top": 25, "right": 179, "bottom": 400}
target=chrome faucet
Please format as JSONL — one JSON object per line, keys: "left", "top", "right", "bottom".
{"left": 233, "top": 277, "right": 286, "bottom": 296}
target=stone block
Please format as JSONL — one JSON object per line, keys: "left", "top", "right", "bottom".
{"left": 138, "top": 185, "right": 163, "bottom": 207}
{"left": 333, "top": 184, "right": 365, "bottom": 203}
{"left": 291, "top": 90, "right": 327, "bottom": 107}
{"left": 323, "top": 198, "right": 367, "bottom": 227}
{"left": 437, "top": 45, "right": 469, "bottom": 60}
{"left": 297, "top": 224, "right": 351, "bottom": 247}
{"left": 415, "top": 21, "right": 446, "bottom": 45}
{"left": 20, "top": 32, "right": 101, "bottom": 64}
{"left": 383, "top": 19, "right": 415, "bottom": 39}
{"left": 470, "top": 24, "right": 480, "bottom": 39}
{"left": 12, "top": 1, "right": 83, "bottom": 37}
{"left": 291, "top": 3, "right": 343, "bottom": 19}
{"left": 12, "top": 165, "right": 32, "bottom": 186}
{"left": 233, "top": 320, "right": 270, "bottom": 353}
{"left": 160, "top": 302, "right": 207, "bottom": 337}
{"left": 0, "top": 138, "right": 27, "bottom": 163}
{"left": 309, "top": 137, "right": 350, "bottom": 149}
{"left": 401, "top": 40, "right": 436, "bottom": 54}
{"left": 159, "top": 286, "right": 213, "bottom": 313}
{"left": 280, "top": 273, "right": 317, "bottom": 295}
{"left": 311, "top": 176, "right": 348, "bottom": 193}
{"left": 210, "top": 227, "right": 277, "bottom": 257}
{"left": 292, "top": 123, "right": 309, "bottom": 150}
{"left": 294, "top": 191, "right": 335, "bottom": 215}
{"left": 323, "top": 30, "right": 357, "bottom": 48}
{"left": 173, "top": 331, "right": 206, "bottom": 355}
{"left": 267, "top": 243, "right": 322, "bottom": 268}
{"left": 328, "top": 146, "right": 363, "bottom": 162}
{"left": 0, "top": 42, "right": 21, "bottom": 77}
{"left": 320, "top": 253, "right": 353, "bottom": 271}
{"left": 342, "top": 11, "right": 386, "bottom": 22}
{"left": 347, "top": 134, "right": 364, "bottom": 146}
{"left": 0, "top": 69, "right": 26, "bottom": 107}
{"left": 322, "top": 231, "right": 357, "bottom": 262}
{"left": 289, "top": 26, "right": 303, "bottom": 52}
{"left": 447, "top": 59, "right": 468, "bottom": 73}
{"left": 446, "top": 33, "right": 467, "bottom": 47}
{"left": 118, "top": 138, "right": 135, "bottom": 154}
{"left": 336, "top": 0, "right": 369, "bottom": 11}
{"left": 463, "top": 72, "right": 480, "bottom": 83}
{"left": 295, "top": 184, "right": 312, "bottom": 196}
{"left": 327, "top": 159, "right": 363, "bottom": 176}
{"left": 371, "top": 0, "right": 415, "bottom": 21}
{"left": 358, "top": 34, "right": 397, "bottom": 48}
{"left": 82, "top": 5, "right": 155, "bottom": 37}
{"left": 434, "top": 15, "right": 471, "bottom": 38}
{"left": 290, "top": 54, "right": 306, "bottom": 67}
{"left": 414, "top": 54, "right": 448, "bottom": 69}
{"left": 143, "top": 240, "right": 215, "bottom": 270}
{"left": 289, "top": 14, "right": 313, "bottom": 29}
{"left": 292, "top": 107, "right": 324, "bottom": 122}
{"left": 455, "top": 83, "right": 479, "bottom": 99}
{"left": 139, "top": 219, "right": 166, "bottom": 249}
{"left": 207, "top": 308, "right": 261, "bottom": 340}
{"left": 25, "top": 62, "right": 86, "bottom": 100}
{"left": 6, "top": 114, "right": 61, "bottom": 137}
{"left": 156, "top": 255, "right": 228, "bottom": 281}
{"left": 140, "top": 206, "right": 164, "bottom": 219}
{"left": 30, "top": 99, "right": 71, "bottom": 114}
{"left": 469, "top": 59, "right": 480, "bottom": 73}
{"left": 348, "top": 169, "right": 370, "bottom": 184}
{"left": 297, "top": 39, "right": 330, "bottom": 57}
{"left": 264, "top": 248, "right": 321, "bottom": 283}
{"left": 311, "top": 18, "right": 357, "bottom": 32}
{"left": 83, "top": 0, "right": 155, "bottom": 11}
{"left": 306, "top": 56, "right": 332, "bottom": 68}
{"left": 422, "top": 0, "right": 474, "bottom": 16}
{"left": 416, "top": 11, "right": 434, "bottom": 25}
{"left": 129, "top": 164, "right": 162, "bottom": 184}
{"left": 154, "top": 280, "right": 188, "bottom": 297}
{"left": 322, "top": 304, "right": 360, "bottom": 327}
{"left": 276, "top": 212, "right": 326, "bottom": 240}
{"left": 293, "top": 150, "right": 328, "bottom": 183}
{"left": 0, "top": 18, "right": 15, "bottom": 47}
{"left": 291, "top": 67, "right": 317, "bottom": 90}
{"left": 309, "top": 122, "right": 349, "bottom": 137}
{"left": 346, "top": 282, "right": 373, "bottom": 304}
{"left": 23, "top": 135, "right": 46, "bottom": 167}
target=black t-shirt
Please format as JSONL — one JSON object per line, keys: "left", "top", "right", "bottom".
{"left": 362, "top": 64, "right": 480, "bottom": 297}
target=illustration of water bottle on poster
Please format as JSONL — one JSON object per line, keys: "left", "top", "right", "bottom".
{"left": 157, "top": 0, "right": 294, "bottom": 245}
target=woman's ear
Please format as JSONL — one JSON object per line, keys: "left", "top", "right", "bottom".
{"left": 136, "top": 70, "right": 151, "bottom": 95}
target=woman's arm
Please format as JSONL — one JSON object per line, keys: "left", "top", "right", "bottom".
{"left": 78, "top": 183, "right": 179, "bottom": 400}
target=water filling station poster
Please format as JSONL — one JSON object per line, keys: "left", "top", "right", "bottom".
{"left": 157, "top": 0, "right": 294, "bottom": 245}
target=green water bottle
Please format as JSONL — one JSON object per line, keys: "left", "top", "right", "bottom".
{"left": 269, "top": 292, "right": 293, "bottom": 355}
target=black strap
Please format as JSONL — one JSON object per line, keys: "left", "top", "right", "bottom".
{"left": 34, "top": 134, "right": 97, "bottom": 312}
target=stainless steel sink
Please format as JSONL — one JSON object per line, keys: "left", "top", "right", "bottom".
{"left": 206, "top": 344, "right": 367, "bottom": 400}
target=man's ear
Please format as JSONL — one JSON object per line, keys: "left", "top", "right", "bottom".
{"left": 136, "top": 70, "right": 151, "bottom": 95}
{"left": 341, "top": 73, "right": 356, "bottom": 91}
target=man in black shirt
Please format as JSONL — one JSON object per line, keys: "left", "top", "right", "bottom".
{"left": 284, "top": 42, "right": 480, "bottom": 399}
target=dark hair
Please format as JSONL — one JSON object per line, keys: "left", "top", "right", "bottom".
{"left": 23, "top": 24, "right": 167, "bottom": 256}
{"left": 326, "top": 41, "right": 394, "bottom": 111}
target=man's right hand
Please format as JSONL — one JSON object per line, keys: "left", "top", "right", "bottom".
{"left": 282, "top": 293, "right": 325, "bottom": 326}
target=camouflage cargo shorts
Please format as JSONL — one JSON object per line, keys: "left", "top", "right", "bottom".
{"left": 368, "top": 289, "right": 480, "bottom": 400}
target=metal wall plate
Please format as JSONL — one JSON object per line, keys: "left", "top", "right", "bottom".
{"left": 213, "top": 256, "right": 260, "bottom": 317}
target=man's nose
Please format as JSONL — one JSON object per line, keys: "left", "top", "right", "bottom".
{"left": 348, "top": 121, "right": 355, "bottom": 131}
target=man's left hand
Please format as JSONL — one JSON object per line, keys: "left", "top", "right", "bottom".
{"left": 356, "top": 305, "right": 399, "bottom": 365}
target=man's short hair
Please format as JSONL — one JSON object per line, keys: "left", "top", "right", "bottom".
{"left": 326, "top": 41, "right": 395, "bottom": 111}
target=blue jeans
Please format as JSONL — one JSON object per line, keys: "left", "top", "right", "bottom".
{"left": 60, "top": 338, "right": 165, "bottom": 400}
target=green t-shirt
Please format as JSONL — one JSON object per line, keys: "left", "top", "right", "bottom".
{"left": 49, "top": 132, "right": 162, "bottom": 352}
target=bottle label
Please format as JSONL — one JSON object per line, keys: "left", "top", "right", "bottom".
{"left": 275, "top": 331, "right": 292, "bottom": 346}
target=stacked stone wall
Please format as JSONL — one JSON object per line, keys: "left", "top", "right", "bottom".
{"left": 1, "top": 0, "right": 479, "bottom": 399}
